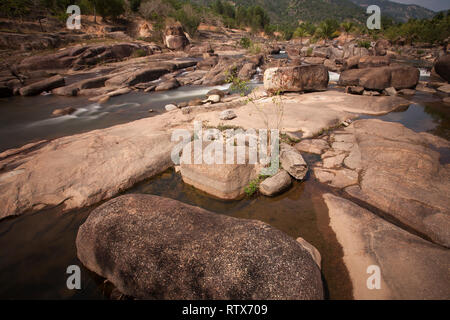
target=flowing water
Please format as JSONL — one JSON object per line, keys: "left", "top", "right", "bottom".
{"left": 0, "top": 71, "right": 448, "bottom": 300}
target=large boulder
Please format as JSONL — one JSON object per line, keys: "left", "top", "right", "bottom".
{"left": 339, "top": 66, "right": 419, "bottom": 90}
{"left": 76, "top": 194, "right": 324, "bottom": 300}
{"left": 164, "top": 25, "right": 189, "bottom": 51}
{"left": 259, "top": 169, "right": 292, "bottom": 196}
{"left": 374, "top": 39, "right": 391, "bottom": 56}
{"left": 434, "top": 55, "right": 450, "bottom": 83}
{"left": 358, "top": 56, "right": 391, "bottom": 69}
{"left": 105, "top": 67, "right": 171, "bottom": 87}
{"left": 264, "top": 65, "right": 329, "bottom": 93}
{"left": 19, "top": 75, "right": 65, "bottom": 96}
{"left": 180, "top": 141, "right": 260, "bottom": 200}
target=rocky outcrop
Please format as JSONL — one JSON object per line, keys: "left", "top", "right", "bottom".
{"left": 434, "top": 55, "right": 450, "bottom": 83}
{"left": 264, "top": 65, "right": 329, "bottom": 93}
{"left": 164, "top": 25, "right": 189, "bottom": 51}
{"left": 17, "top": 43, "right": 151, "bottom": 72}
{"left": 343, "top": 120, "right": 450, "bottom": 248}
{"left": 0, "top": 119, "right": 176, "bottom": 219}
{"left": 313, "top": 119, "right": 450, "bottom": 248}
{"left": 339, "top": 65, "right": 419, "bottom": 90}
{"left": 19, "top": 75, "right": 65, "bottom": 96}
{"left": 324, "top": 194, "right": 450, "bottom": 300}
{"left": 374, "top": 39, "right": 391, "bottom": 56}
{"left": 76, "top": 194, "right": 324, "bottom": 300}
{"left": 180, "top": 141, "right": 260, "bottom": 200}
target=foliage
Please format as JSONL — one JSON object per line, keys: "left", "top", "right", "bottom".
{"left": 239, "top": 37, "right": 251, "bottom": 49}
{"left": 357, "top": 40, "right": 371, "bottom": 49}
{"left": 244, "top": 178, "right": 261, "bottom": 197}
{"left": 315, "top": 19, "right": 339, "bottom": 40}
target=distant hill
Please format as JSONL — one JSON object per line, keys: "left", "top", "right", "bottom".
{"left": 195, "top": 0, "right": 367, "bottom": 23}
{"left": 196, "top": 0, "right": 436, "bottom": 24}
{"left": 349, "top": 0, "right": 435, "bottom": 22}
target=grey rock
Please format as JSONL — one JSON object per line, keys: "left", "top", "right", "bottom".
{"left": 259, "top": 169, "right": 292, "bottom": 196}
{"left": 76, "top": 194, "right": 324, "bottom": 300}
{"left": 280, "top": 143, "right": 308, "bottom": 180}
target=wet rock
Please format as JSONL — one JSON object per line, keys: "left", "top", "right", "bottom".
{"left": 343, "top": 119, "right": 450, "bottom": 248}
{"left": 238, "top": 62, "right": 257, "bottom": 81}
{"left": 155, "top": 79, "right": 180, "bottom": 91}
{"left": 295, "top": 139, "right": 329, "bottom": 155}
{"left": 164, "top": 24, "right": 189, "bottom": 50}
{"left": 76, "top": 194, "right": 324, "bottom": 300}
{"left": 433, "top": 55, "right": 450, "bottom": 82}
{"left": 165, "top": 104, "right": 178, "bottom": 111}
{"left": 259, "top": 170, "right": 292, "bottom": 197}
{"left": 106, "top": 67, "right": 171, "bottom": 87}
{"left": 19, "top": 75, "right": 65, "bottom": 96}
{"left": 324, "top": 193, "right": 450, "bottom": 300}
{"left": 52, "top": 107, "right": 76, "bottom": 116}
{"left": 437, "top": 84, "right": 450, "bottom": 94}
{"left": 264, "top": 65, "right": 329, "bottom": 94}
{"left": 0, "top": 85, "right": 13, "bottom": 97}
{"left": 280, "top": 143, "right": 308, "bottom": 180}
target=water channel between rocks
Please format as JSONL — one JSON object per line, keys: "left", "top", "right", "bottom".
{"left": 0, "top": 78, "right": 448, "bottom": 300}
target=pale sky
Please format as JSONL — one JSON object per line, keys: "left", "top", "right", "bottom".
{"left": 391, "top": 0, "right": 450, "bottom": 12}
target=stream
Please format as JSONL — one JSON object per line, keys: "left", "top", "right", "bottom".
{"left": 0, "top": 71, "right": 448, "bottom": 299}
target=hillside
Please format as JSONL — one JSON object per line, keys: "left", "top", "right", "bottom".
{"left": 349, "top": 0, "right": 435, "bottom": 22}
{"left": 195, "top": 0, "right": 367, "bottom": 23}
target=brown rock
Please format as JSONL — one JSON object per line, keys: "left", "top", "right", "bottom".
{"left": 264, "top": 65, "right": 329, "bottom": 93}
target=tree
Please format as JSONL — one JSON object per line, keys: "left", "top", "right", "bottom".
{"left": 315, "top": 19, "right": 339, "bottom": 40}
{"left": 340, "top": 21, "right": 354, "bottom": 41}
{"left": 293, "top": 27, "right": 308, "bottom": 44}
{"left": 95, "top": 0, "right": 124, "bottom": 21}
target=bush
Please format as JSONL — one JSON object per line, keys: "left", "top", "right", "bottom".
{"left": 357, "top": 40, "right": 371, "bottom": 49}
{"left": 96, "top": 0, "right": 125, "bottom": 20}
{"left": 240, "top": 37, "right": 251, "bottom": 49}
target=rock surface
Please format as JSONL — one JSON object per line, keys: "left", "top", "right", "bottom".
{"left": 342, "top": 119, "right": 450, "bottom": 247}
{"left": 76, "top": 194, "right": 324, "bottom": 300}
{"left": 19, "top": 75, "right": 65, "bottom": 96}
{"left": 264, "top": 65, "right": 329, "bottom": 93}
{"left": 0, "top": 119, "right": 176, "bottom": 219}
{"left": 180, "top": 141, "right": 260, "bottom": 200}
{"left": 259, "top": 169, "right": 292, "bottom": 196}
{"left": 434, "top": 55, "right": 450, "bottom": 83}
{"left": 324, "top": 193, "right": 450, "bottom": 300}
{"left": 280, "top": 143, "right": 308, "bottom": 180}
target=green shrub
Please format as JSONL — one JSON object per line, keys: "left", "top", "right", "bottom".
{"left": 240, "top": 37, "right": 251, "bottom": 49}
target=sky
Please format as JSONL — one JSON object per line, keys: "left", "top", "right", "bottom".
{"left": 391, "top": 0, "right": 450, "bottom": 12}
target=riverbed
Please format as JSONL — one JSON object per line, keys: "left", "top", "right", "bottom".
{"left": 0, "top": 76, "right": 448, "bottom": 299}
